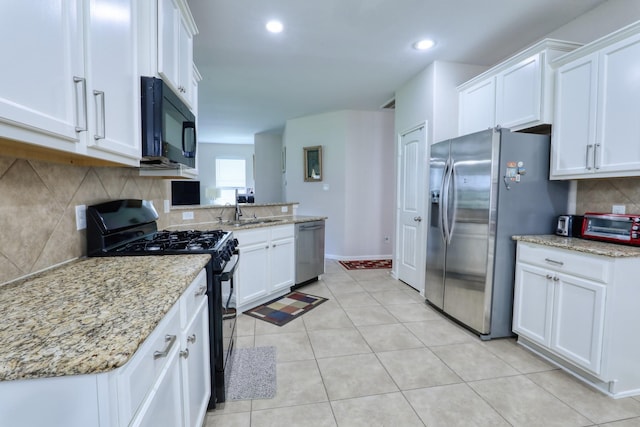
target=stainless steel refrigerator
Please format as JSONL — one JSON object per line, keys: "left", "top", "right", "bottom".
{"left": 425, "top": 128, "right": 569, "bottom": 339}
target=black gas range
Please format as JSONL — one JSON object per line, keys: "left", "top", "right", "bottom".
{"left": 86, "top": 199, "right": 237, "bottom": 409}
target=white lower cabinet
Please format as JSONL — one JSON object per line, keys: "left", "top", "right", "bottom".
{"left": 0, "top": 269, "right": 210, "bottom": 427}
{"left": 513, "top": 242, "right": 640, "bottom": 398}
{"left": 235, "top": 224, "right": 295, "bottom": 312}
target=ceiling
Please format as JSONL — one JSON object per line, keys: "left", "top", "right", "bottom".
{"left": 187, "top": 0, "right": 607, "bottom": 144}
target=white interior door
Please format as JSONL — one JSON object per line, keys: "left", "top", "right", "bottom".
{"left": 396, "top": 124, "right": 427, "bottom": 292}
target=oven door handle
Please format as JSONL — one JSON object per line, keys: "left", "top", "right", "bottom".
{"left": 219, "top": 251, "right": 239, "bottom": 282}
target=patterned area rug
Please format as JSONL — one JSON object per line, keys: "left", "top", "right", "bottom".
{"left": 225, "top": 346, "right": 276, "bottom": 400}
{"left": 244, "top": 291, "right": 328, "bottom": 326}
{"left": 339, "top": 259, "right": 392, "bottom": 270}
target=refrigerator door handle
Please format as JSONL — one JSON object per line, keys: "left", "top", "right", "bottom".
{"left": 446, "top": 162, "right": 457, "bottom": 244}
{"left": 441, "top": 159, "right": 452, "bottom": 243}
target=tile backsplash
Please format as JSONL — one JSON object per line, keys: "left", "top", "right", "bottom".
{"left": 575, "top": 177, "right": 640, "bottom": 215}
{"left": 0, "top": 155, "right": 168, "bottom": 284}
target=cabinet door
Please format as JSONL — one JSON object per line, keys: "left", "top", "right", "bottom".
{"left": 496, "top": 53, "right": 542, "bottom": 129}
{"left": 84, "top": 0, "right": 140, "bottom": 164}
{"left": 158, "top": 0, "right": 180, "bottom": 88}
{"left": 270, "top": 236, "right": 295, "bottom": 292}
{"left": 513, "top": 262, "right": 554, "bottom": 346}
{"left": 177, "top": 16, "right": 194, "bottom": 103}
{"left": 181, "top": 298, "right": 210, "bottom": 427}
{"left": 0, "top": 1, "right": 83, "bottom": 149}
{"left": 131, "top": 345, "right": 184, "bottom": 427}
{"left": 458, "top": 78, "right": 495, "bottom": 135}
{"left": 236, "top": 242, "right": 269, "bottom": 307}
{"left": 551, "top": 274, "right": 606, "bottom": 375}
{"left": 596, "top": 32, "right": 640, "bottom": 174}
{"left": 550, "top": 53, "right": 599, "bottom": 179}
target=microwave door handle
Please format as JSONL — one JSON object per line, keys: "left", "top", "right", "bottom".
{"left": 182, "top": 121, "right": 196, "bottom": 158}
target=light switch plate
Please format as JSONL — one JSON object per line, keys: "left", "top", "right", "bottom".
{"left": 612, "top": 204, "right": 625, "bottom": 214}
{"left": 163, "top": 200, "right": 170, "bottom": 213}
{"left": 75, "top": 205, "right": 87, "bottom": 230}
{"left": 182, "top": 211, "right": 194, "bottom": 220}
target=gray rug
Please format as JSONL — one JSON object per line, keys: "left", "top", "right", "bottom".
{"left": 225, "top": 346, "right": 277, "bottom": 400}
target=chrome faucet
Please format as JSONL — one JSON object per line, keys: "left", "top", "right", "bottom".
{"left": 234, "top": 189, "right": 243, "bottom": 221}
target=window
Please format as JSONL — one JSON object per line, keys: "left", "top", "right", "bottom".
{"left": 215, "top": 158, "right": 246, "bottom": 204}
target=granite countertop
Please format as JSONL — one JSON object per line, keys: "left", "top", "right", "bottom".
{"left": 0, "top": 254, "right": 210, "bottom": 382}
{"left": 513, "top": 235, "right": 640, "bottom": 258}
{"left": 192, "top": 215, "right": 328, "bottom": 232}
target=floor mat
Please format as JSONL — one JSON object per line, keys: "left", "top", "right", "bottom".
{"left": 244, "top": 291, "right": 328, "bottom": 326}
{"left": 339, "top": 259, "right": 392, "bottom": 270}
{"left": 225, "top": 346, "right": 276, "bottom": 400}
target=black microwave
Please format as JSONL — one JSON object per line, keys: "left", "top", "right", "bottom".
{"left": 140, "top": 76, "right": 196, "bottom": 168}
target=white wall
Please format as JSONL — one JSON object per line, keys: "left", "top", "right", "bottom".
{"left": 283, "top": 110, "right": 395, "bottom": 259}
{"left": 395, "top": 61, "right": 487, "bottom": 142}
{"left": 196, "top": 143, "right": 255, "bottom": 204}
{"left": 254, "top": 131, "right": 284, "bottom": 203}
{"left": 545, "top": 0, "right": 640, "bottom": 44}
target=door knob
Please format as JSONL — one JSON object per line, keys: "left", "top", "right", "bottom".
{"left": 414, "top": 216, "right": 422, "bottom": 222}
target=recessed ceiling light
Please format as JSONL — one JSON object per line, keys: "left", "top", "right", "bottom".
{"left": 266, "top": 20, "right": 284, "bottom": 33}
{"left": 413, "top": 39, "right": 435, "bottom": 50}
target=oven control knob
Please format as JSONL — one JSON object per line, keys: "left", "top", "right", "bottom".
{"left": 633, "top": 226, "right": 639, "bottom": 231}
{"left": 635, "top": 218, "right": 640, "bottom": 223}
{"left": 633, "top": 233, "right": 638, "bottom": 239}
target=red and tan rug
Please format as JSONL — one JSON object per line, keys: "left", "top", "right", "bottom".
{"left": 244, "top": 291, "right": 328, "bottom": 326}
{"left": 339, "top": 259, "right": 392, "bottom": 270}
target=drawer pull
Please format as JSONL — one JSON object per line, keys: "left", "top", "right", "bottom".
{"left": 153, "top": 334, "right": 177, "bottom": 359}
{"left": 187, "top": 334, "right": 196, "bottom": 344}
{"left": 544, "top": 258, "right": 564, "bottom": 266}
{"left": 195, "top": 285, "right": 206, "bottom": 297}
{"left": 180, "top": 348, "right": 190, "bottom": 359}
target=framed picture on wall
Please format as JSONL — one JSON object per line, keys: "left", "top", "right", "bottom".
{"left": 303, "top": 146, "right": 322, "bottom": 182}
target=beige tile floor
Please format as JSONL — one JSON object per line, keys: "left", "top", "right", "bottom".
{"left": 205, "top": 260, "right": 640, "bottom": 427}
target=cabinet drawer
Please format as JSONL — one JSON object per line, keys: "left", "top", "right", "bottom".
{"left": 270, "top": 224, "right": 294, "bottom": 240}
{"left": 117, "top": 302, "right": 181, "bottom": 423}
{"left": 517, "top": 243, "right": 610, "bottom": 283}
{"left": 181, "top": 269, "right": 207, "bottom": 327}
{"left": 236, "top": 228, "right": 269, "bottom": 247}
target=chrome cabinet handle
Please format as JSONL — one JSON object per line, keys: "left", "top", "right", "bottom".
{"left": 594, "top": 143, "right": 601, "bottom": 170}
{"left": 93, "top": 90, "right": 106, "bottom": 140}
{"left": 544, "top": 258, "right": 564, "bottom": 266}
{"left": 553, "top": 276, "right": 560, "bottom": 282}
{"left": 546, "top": 274, "right": 553, "bottom": 279}
{"left": 180, "top": 348, "right": 189, "bottom": 359}
{"left": 153, "top": 334, "right": 177, "bottom": 359}
{"left": 195, "top": 285, "right": 206, "bottom": 297}
{"left": 414, "top": 216, "right": 422, "bottom": 222}
{"left": 73, "top": 76, "right": 87, "bottom": 132}
{"left": 585, "top": 144, "right": 593, "bottom": 170}
{"left": 187, "top": 334, "right": 196, "bottom": 344}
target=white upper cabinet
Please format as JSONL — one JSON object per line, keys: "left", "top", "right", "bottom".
{"left": 158, "top": 0, "right": 198, "bottom": 109}
{"left": 83, "top": 0, "right": 140, "bottom": 164}
{"left": 0, "top": 2, "right": 84, "bottom": 151}
{"left": 458, "top": 78, "right": 495, "bottom": 136}
{"left": 0, "top": 1, "right": 140, "bottom": 166}
{"left": 458, "top": 39, "right": 581, "bottom": 136}
{"left": 551, "top": 22, "right": 640, "bottom": 179}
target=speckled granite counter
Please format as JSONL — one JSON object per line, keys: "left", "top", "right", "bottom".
{"left": 170, "top": 215, "right": 327, "bottom": 232}
{"left": 0, "top": 254, "right": 210, "bottom": 382}
{"left": 513, "top": 235, "right": 640, "bottom": 258}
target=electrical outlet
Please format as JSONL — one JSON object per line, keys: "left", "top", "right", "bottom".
{"left": 182, "top": 211, "right": 194, "bottom": 220}
{"left": 612, "top": 204, "right": 626, "bottom": 214}
{"left": 281, "top": 206, "right": 288, "bottom": 213}
{"left": 75, "top": 205, "right": 87, "bottom": 230}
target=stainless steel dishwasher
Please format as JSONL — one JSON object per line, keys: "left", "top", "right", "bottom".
{"left": 295, "top": 220, "right": 325, "bottom": 286}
